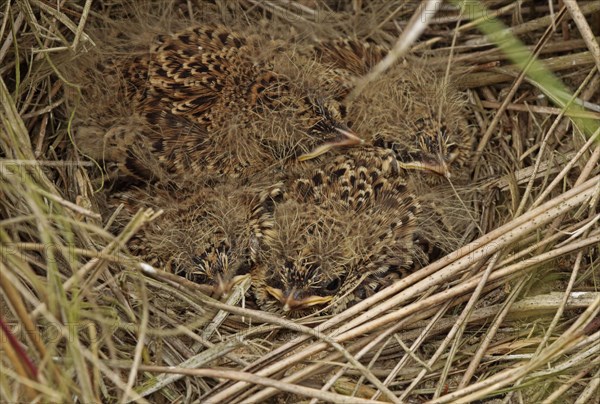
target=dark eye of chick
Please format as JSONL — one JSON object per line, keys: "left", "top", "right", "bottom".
{"left": 236, "top": 258, "right": 252, "bottom": 275}
{"left": 325, "top": 277, "right": 341, "bottom": 293}
{"left": 446, "top": 143, "right": 458, "bottom": 154}
{"left": 439, "top": 124, "right": 448, "bottom": 137}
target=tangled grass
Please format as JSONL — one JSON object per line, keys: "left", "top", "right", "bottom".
{"left": 1, "top": 1, "right": 598, "bottom": 402}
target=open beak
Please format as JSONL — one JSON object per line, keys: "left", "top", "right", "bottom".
{"left": 298, "top": 127, "right": 364, "bottom": 162}
{"left": 265, "top": 286, "right": 333, "bottom": 312}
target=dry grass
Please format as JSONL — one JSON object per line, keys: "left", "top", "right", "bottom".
{"left": 1, "top": 1, "right": 599, "bottom": 402}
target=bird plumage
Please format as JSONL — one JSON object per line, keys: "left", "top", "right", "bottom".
{"left": 79, "top": 25, "right": 363, "bottom": 182}
{"left": 112, "top": 181, "right": 275, "bottom": 299}
{"left": 73, "top": 25, "right": 471, "bottom": 184}
{"left": 351, "top": 65, "right": 472, "bottom": 180}
{"left": 70, "top": 22, "right": 473, "bottom": 315}
{"left": 308, "top": 39, "right": 472, "bottom": 180}
{"left": 251, "top": 148, "right": 419, "bottom": 315}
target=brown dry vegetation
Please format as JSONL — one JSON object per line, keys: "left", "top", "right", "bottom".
{"left": 1, "top": 1, "right": 599, "bottom": 403}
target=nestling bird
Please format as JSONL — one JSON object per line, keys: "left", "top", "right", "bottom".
{"left": 251, "top": 148, "right": 419, "bottom": 315}
{"left": 69, "top": 22, "right": 472, "bottom": 313}
{"left": 74, "top": 24, "right": 363, "bottom": 183}
{"left": 311, "top": 39, "right": 473, "bottom": 180}
{"left": 72, "top": 25, "right": 471, "bottom": 185}
{"left": 112, "top": 181, "right": 275, "bottom": 299}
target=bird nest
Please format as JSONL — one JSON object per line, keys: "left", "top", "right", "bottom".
{"left": 1, "top": 1, "right": 599, "bottom": 402}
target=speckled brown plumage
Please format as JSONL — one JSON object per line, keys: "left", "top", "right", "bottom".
{"left": 112, "top": 181, "right": 275, "bottom": 298}
{"left": 91, "top": 25, "right": 363, "bottom": 182}
{"left": 352, "top": 66, "right": 472, "bottom": 180}
{"left": 251, "top": 148, "right": 419, "bottom": 315}
{"left": 309, "top": 39, "right": 472, "bottom": 180}
{"left": 75, "top": 25, "right": 471, "bottom": 185}
{"left": 73, "top": 23, "right": 473, "bottom": 313}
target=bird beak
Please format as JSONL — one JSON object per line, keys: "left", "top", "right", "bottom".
{"left": 213, "top": 274, "right": 251, "bottom": 299}
{"left": 265, "top": 286, "right": 333, "bottom": 311}
{"left": 298, "top": 127, "right": 364, "bottom": 162}
{"left": 397, "top": 155, "right": 452, "bottom": 179}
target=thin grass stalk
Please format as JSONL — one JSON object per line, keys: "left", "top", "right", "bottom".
{"left": 79, "top": 347, "right": 149, "bottom": 404}
{"left": 71, "top": 0, "right": 92, "bottom": 51}
{"left": 355, "top": 337, "right": 395, "bottom": 398}
{"left": 136, "top": 365, "right": 386, "bottom": 404}
{"left": 563, "top": 0, "right": 600, "bottom": 73}
{"left": 321, "top": 283, "right": 452, "bottom": 402}
{"left": 541, "top": 366, "right": 594, "bottom": 404}
{"left": 347, "top": 0, "right": 439, "bottom": 102}
{"left": 245, "top": 0, "right": 312, "bottom": 24}
{"left": 465, "top": 3, "right": 600, "bottom": 46}
{"left": 533, "top": 250, "right": 585, "bottom": 359}
{"left": 478, "top": 100, "right": 600, "bottom": 119}
{"left": 497, "top": 217, "right": 594, "bottom": 267}
{"left": 85, "top": 321, "right": 101, "bottom": 400}
{"left": 0, "top": 364, "right": 62, "bottom": 401}
{"left": 28, "top": 0, "right": 94, "bottom": 48}
{"left": 1, "top": 80, "right": 34, "bottom": 158}
{"left": 372, "top": 299, "right": 452, "bottom": 400}
{"left": 238, "top": 334, "right": 377, "bottom": 403}
{"left": 529, "top": 337, "right": 600, "bottom": 378}
{"left": 208, "top": 175, "right": 598, "bottom": 401}
{"left": 0, "top": 318, "right": 38, "bottom": 400}
{"left": 576, "top": 144, "right": 600, "bottom": 186}
{"left": 402, "top": 253, "right": 500, "bottom": 400}
{"left": 121, "top": 277, "right": 150, "bottom": 403}
{"left": 366, "top": 1, "right": 409, "bottom": 38}
{"left": 454, "top": 1, "right": 520, "bottom": 33}
{"left": 310, "top": 315, "right": 407, "bottom": 404}
{"left": 137, "top": 278, "right": 251, "bottom": 367}
{"left": 459, "top": 51, "right": 597, "bottom": 88}
{"left": 527, "top": 119, "right": 600, "bottom": 268}
{"left": 201, "top": 277, "right": 251, "bottom": 341}
{"left": 514, "top": 338, "right": 600, "bottom": 402}
{"left": 573, "top": 367, "right": 600, "bottom": 404}
{"left": 471, "top": 5, "right": 566, "bottom": 167}
{"left": 436, "top": 253, "right": 513, "bottom": 397}
{"left": 515, "top": 65, "right": 597, "bottom": 217}
{"left": 140, "top": 265, "right": 401, "bottom": 403}
{"left": 238, "top": 231, "right": 600, "bottom": 403}
{"left": 532, "top": 125, "right": 600, "bottom": 209}
{"left": 133, "top": 339, "right": 242, "bottom": 400}
{"left": 0, "top": 7, "right": 24, "bottom": 66}
{"left": 0, "top": 259, "right": 48, "bottom": 363}
{"left": 457, "top": 272, "right": 528, "bottom": 389}
{"left": 506, "top": 224, "right": 598, "bottom": 399}
{"left": 430, "top": 295, "right": 600, "bottom": 403}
